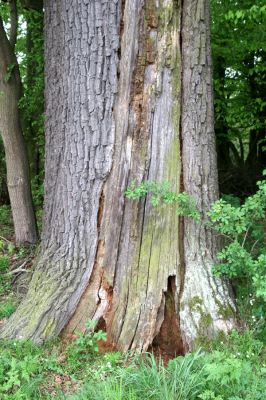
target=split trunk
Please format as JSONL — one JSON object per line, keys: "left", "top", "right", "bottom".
{"left": 1, "top": 0, "right": 235, "bottom": 352}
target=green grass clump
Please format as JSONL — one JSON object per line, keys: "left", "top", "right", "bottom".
{"left": 0, "top": 299, "right": 16, "bottom": 318}
{"left": 68, "top": 351, "right": 204, "bottom": 400}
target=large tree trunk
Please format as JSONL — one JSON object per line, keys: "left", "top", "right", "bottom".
{"left": 0, "top": 7, "right": 37, "bottom": 244}
{"left": 1, "top": 0, "right": 235, "bottom": 352}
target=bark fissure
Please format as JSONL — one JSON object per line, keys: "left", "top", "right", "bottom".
{"left": 1, "top": 0, "right": 237, "bottom": 351}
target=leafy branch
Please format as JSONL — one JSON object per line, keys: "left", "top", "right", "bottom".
{"left": 125, "top": 180, "right": 200, "bottom": 220}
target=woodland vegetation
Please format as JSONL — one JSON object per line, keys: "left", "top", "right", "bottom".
{"left": 0, "top": 0, "right": 265, "bottom": 399}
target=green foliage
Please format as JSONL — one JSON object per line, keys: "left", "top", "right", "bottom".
{"left": 186, "top": 331, "right": 265, "bottom": 400}
{"left": 209, "top": 180, "right": 266, "bottom": 341}
{"left": 0, "top": 254, "right": 9, "bottom": 271}
{"left": 215, "top": 329, "right": 263, "bottom": 360}
{"left": 17, "top": 6, "right": 45, "bottom": 207}
{"left": 0, "top": 339, "right": 47, "bottom": 399}
{"left": 224, "top": 4, "right": 266, "bottom": 23}
{"left": 0, "top": 337, "right": 73, "bottom": 399}
{"left": 0, "top": 299, "right": 16, "bottom": 319}
{"left": 209, "top": 175, "right": 266, "bottom": 332}
{"left": 0, "top": 205, "right": 13, "bottom": 238}
{"left": 125, "top": 180, "right": 200, "bottom": 219}
{"left": 212, "top": 0, "right": 266, "bottom": 139}
{"left": 0, "top": 2, "right": 9, "bottom": 23}
{"left": 31, "top": 181, "right": 44, "bottom": 209}
{"left": 4, "top": 63, "right": 16, "bottom": 82}
{"left": 211, "top": 0, "right": 266, "bottom": 195}
{"left": 65, "top": 320, "right": 107, "bottom": 375}
{"left": 198, "top": 350, "right": 266, "bottom": 399}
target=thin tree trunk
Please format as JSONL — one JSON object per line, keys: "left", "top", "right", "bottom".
{"left": 0, "top": 8, "right": 37, "bottom": 244}
{"left": 1, "top": 0, "right": 236, "bottom": 351}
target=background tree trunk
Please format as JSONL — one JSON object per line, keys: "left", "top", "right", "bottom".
{"left": 1, "top": 0, "right": 235, "bottom": 352}
{"left": 0, "top": 7, "right": 37, "bottom": 244}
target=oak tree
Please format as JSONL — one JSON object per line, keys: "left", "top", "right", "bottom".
{"left": 1, "top": 0, "right": 236, "bottom": 352}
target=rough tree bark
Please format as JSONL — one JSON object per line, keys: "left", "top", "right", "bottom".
{"left": 1, "top": 0, "right": 235, "bottom": 352}
{"left": 0, "top": 2, "right": 37, "bottom": 244}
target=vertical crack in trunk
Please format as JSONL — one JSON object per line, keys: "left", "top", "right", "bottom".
{"left": 119, "top": 0, "right": 126, "bottom": 49}
{"left": 63, "top": 188, "right": 112, "bottom": 336}
{"left": 97, "top": 189, "right": 105, "bottom": 231}
{"left": 107, "top": 0, "right": 183, "bottom": 351}
{"left": 150, "top": 276, "right": 185, "bottom": 359}
{"left": 177, "top": 214, "right": 188, "bottom": 350}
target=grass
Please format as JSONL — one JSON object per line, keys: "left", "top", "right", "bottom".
{"left": 74, "top": 351, "right": 205, "bottom": 400}
{"left": 0, "top": 330, "right": 264, "bottom": 400}
{"left": 0, "top": 299, "right": 17, "bottom": 318}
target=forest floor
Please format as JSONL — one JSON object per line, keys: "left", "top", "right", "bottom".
{"left": 0, "top": 205, "right": 265, "bottom": 399}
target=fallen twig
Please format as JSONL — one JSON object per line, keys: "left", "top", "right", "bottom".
{"left": 7, "top": 260, "right": 29, "bottom": 275}
{"left": 0, "top": 235, "right": 13, "bottom": 244}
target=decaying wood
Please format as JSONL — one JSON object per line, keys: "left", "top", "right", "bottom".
{"left": 1, "top": 0, "right": 236, "bottom": 351}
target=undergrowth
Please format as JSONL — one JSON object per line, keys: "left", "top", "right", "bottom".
{"left": 0, "top": 329, "right": 264, "bottom": 399}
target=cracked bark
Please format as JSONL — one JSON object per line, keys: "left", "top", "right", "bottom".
{"left": 1, "top": 0, "right": 236, "bottom": 351}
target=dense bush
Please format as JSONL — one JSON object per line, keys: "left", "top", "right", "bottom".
{"left": 208, "top": 174, "right": 266, "bottom": 340}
